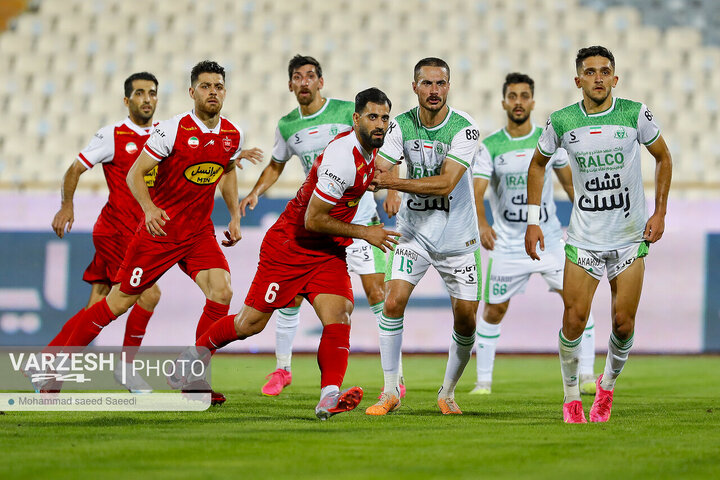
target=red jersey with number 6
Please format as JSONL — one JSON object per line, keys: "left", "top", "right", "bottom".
{"left": 142, "top": 110, "right": 244, "bottom": 243}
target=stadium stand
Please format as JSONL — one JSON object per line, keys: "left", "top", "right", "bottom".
{"left": 0, "top": 0, "right": 718, "bottom": 196}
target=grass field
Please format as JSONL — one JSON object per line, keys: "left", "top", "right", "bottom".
{"left": 1, "top": 354, "right": 719, "bottom": 479}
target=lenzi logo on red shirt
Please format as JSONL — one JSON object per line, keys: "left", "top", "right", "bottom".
{"left": 188, "top": 136, "right": 200, "bottom": 148}
{"left": 125, "top": 142, "right": 138, "bottom": 154}
{"left": 184, "top": 162, "right": 224, "bottom": 185}
{"left": 222, "top": 136, "right": 232, "bottom": 152}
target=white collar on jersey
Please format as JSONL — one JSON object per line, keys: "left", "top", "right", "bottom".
{"left": 414, "top": 105, "right": 453, "bottom": 131}
{"left": 350, "top": 128, "right": 375, "bottom": 163}
{"left": 502, "top": 124, "right": 538, "bottom": 141}
{"left": 189, "top": 110, "right": 222, "bottom": 134}
{"left": 578, "top": 96, "right": 617, "bottom": 117}
{"left": 297, "top": 97, "right": 330, "bottom": 120}
{"left": 123, "top": 117, "right": 153, "bottom": 135}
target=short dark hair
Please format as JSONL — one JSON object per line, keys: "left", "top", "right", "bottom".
{"left": 413, "top": 57, "right": 450, "bottom": 81}
{"left": 502, "top": 72, "right": 535, "bottom": 97}
{"left": 576, "top": 46, "right": 615, "bottom": 71}
{"left": 124, "top": 72, "right": 158, "bottom": 98}
{"left": 288, "top": 54, "right": 322, "bottom": 80}
{"left": 190, "top": 60, "right": 225, "bottom": 86}
{"left": 355, "top": 87, "right": 391, "bottom": 114}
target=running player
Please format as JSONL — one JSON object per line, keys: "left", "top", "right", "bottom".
{"left": 525, "top": 46, "right": 672, "bottom": 423}
{"left": 239, "top": 55, "right": 401, "bottom": 397}
{"left": 367, "top": 58, "right": 481, "bottom": 415}
{"left": 188, "top": 88, "right": 397, "bottom": 419}
{"left": 49, "top": 72, "right": 161, "bottom": 393}
{"left": 60, "top": 61, "right": 258, "bottom": 405}
{"left": 470, "top": 72, "right": 597, "bottom": 396}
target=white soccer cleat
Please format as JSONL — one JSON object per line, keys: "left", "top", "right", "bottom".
{"left": 315, "top": 386, "right": 364, "bottom": 420}
{"left": 469, "top": 382, "right": 492, "bottom": 395}
{"left": 114, "top": 360, "right": 153, "bottom": 394}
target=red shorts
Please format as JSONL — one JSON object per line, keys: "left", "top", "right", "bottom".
{"left": 117, "top": 231, "right": 229, "bottom": 295}
{"left": 244, "top": 233, "right": 353, "bottom": 313}
{"left": 83, "top": 233, "right": 134, "bottom": 285}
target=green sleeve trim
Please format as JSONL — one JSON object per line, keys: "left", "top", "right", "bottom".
{"left": 473, "top": 173, "right": 491, "bottom": 179}
{"left": 537, "top": 144, "right": 553, "bottom": 157}
{"left": 446, "top": 153, "right": 470, "bottom": 168}
{"left": 378, "top": 151, "right": 398, "bottom": 164}
{"left": 643, "top": 130, "right": 660, "bottom": 146}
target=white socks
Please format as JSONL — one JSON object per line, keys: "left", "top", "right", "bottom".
{"left": 475, "top": 318, "right": 501, "bottom": 384}
{"left": 601, "top": 331, "right": 634, "bottom": 391}
{"left": 440, "top": 330, "right": 475, "bottom": 398}
{"left": 275, "top": 306, "right": 300, "bottom": 371}
{"left": 579, "top": 312, "right": 596, "bottom": 377}
{"left": 558, "top": 329, "right": 582, "bottom": 403}
{"left": 378, "top": 312, "right": 403, "bottom": 394}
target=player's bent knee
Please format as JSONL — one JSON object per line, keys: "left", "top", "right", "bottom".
{"left": 383, "top": 296, "right": 407, "bottom": 318}
{"left": 483, "top": 304, "right": 507, "bottom": 324}
{"left": 210, "top": 285, "right": 233, "bottom": 305}
{"left": 612, "top": 313, "right": 635, "bottom": 339}
{"left": 139, "top": 285, "right": 162, "bottom": 308}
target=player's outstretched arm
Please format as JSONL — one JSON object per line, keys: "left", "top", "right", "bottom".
{"left": 643, "top": 134, "right": 672, "bottom": 243}
{"left": 240, "top": 159, "right": 285, "bottom": 216}
{"left": 555, "top": 165, "right": 575, "bottom": 202}
{"left": 373, "top": 159, "right": 466, "bottom": 196}
{"left": 473, "top": 177, "right": 496, "bottom": 250}
{"left": 220, "top": 161, "right": 242, "bottom": 246}
{"left": 524, "top": 148, "right": 551, "bottom": 260}
{"left": 52, "top": 160, "right": 87, "bottom": 238}
{"left": 127, "top": 151, "right": 169, "bottom": 237}
{"left": 304, "top": 195, "right": 400, "bottom": 252}
{"left": 237, "top": 147, "right": 264, "bottom": 168}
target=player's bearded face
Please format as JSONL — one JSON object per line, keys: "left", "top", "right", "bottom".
{"left": 290, "top": 65, "right": 323, "bottom": 106}
{"left": 502, "top": 83, "right": 534, "bottom": 125}
{"left": 355, "top": 102, "right": 391, "bottom": 149}
{"left": 191, "top": 73, "right": 226, "bottom": 115}
{"left": 413, "top": 66, "right": 449, "bottom": 113}
{"left": 126, "top": 79, "right": 158, "bottom": 122}
{"left": 576, "top": 56, "right": 617, "bottom": 105}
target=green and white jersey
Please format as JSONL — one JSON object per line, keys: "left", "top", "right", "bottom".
{"left": 378, "top": 106, "right": 480, "bottom": 255}
{"left": 537, "top": 97, "right": 660, "bottom": 250}
{"left": 473, "top": 125, "right": 568, "bottom": 255}
{"left": 272, "top": 98, "right": 377, "bottom": 225}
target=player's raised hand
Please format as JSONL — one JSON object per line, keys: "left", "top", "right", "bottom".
{"left": 222, "top": 217, "right": 242, "bottom": 247}
{"left": 365, "top": 223, "right": 401, "bottom": 253}
{"left": 383, "top": 190, "right": 401, "bottom": 218}
{"left": 144, "top": 205, "right": 170, "bottom": 237}
{"left": 524, "top": 224, "right": 544, "bottom": 261}
{"left": 238, "top": 147, "right": 264, "bottom": 168}
{"left": 51, "top": 205, "right": 74, "bottom": 238}
{"left": 370, "top": 162, "right": 401, "bottom": 192}
{"left": 480, "top": 225, "right": 497, "bottom": 250}
{"left": 239, "top": 192, "right": 259, "bottom": 217}
{"left": 643, "top": 212, "right": 665, "bottom": 243}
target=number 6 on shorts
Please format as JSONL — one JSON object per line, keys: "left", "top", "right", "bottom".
{"left": 264, "top": 282, "right": 280, "bottom": 303}
{"left": 129, "top": 267, "right": 144, "bottom": 287}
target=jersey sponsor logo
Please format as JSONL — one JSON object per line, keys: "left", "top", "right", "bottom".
{"left": 154, "top": 128, "right": 165, "bottom": 137}
{"left": 589, "top": 126, "right": 602, "bottom": 135}
{"left": 394, "top": 247, "right": 418, "bottom": 260}
{"left": 125, "top": 142, "right": 138, "bottom": 154}
{"left": 576, "top": 152, "right": 624, "bottom": 172}
{"left": 346, "top": 197, "right": 361, "bottom": 207}
{"left": 576, "top": 256, "right": 603, "bottom": 268}
{"left": 222, "top": 136, "right": 232, "bottom": 152}
{"left": 294, "top": 133, "right": 302, "bottom": 144}
{"left": 321, "top": 169, "right": 347, "bottom": 187}
{"left": 183, "top": 162, "right": 224, "bottom": 185}
{"left": 505, "top": 172, "right": 527, "bottom": 188}
{"left": 204, "top": 139, "right": 215, "bottom": 147}
{"left": 465, "top": 238, "right": 477, "bottom": 247}
{"left": 568, "top": 131, "right": 579, "bottom": 144}
{"left": 410, "top": 164, "right": 442, "bottom": 179}
{"left": 144, "top": 165, "right": 158, "bottom": 187}
{"left": 181, "top": 125, "right": 198, "bottom": 131}
{"left": 94, "top": 132, "right": 104, "bottom": 139}
{"left": 188, "top": 136, "right": 199, "bottom": 148}
{"left": 614, "top": 127, "right": 627, "bottom": 139}
{"left": 115, "top": 130, "right": 135, "bottom": 135}
{"left": 220, "top": 129, "right": 236, "bottom": 133}
{"left": 406, "top": 195, "right": 450, "bottom": 212}
{"left": 496, "top": 154, "right": 507, "bottom": 165}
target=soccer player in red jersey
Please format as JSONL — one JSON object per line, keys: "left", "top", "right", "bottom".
{"left": 192, "top": 88, "right": 399, "bottom": 419}
{"left": 62, "top": 61, "right": 260, "bottom": 404}
{"left": 49, "top": 72, "right": 162, "bottom": 393}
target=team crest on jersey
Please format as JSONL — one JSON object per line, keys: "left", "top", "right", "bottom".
{"left": 614, "top": 127, "right": 627, "bottom": 139}
{"left": 435, "top": 143, "right": 445, "bottom": 155}
{"left": 222, "top": 136, "right": 232, "bottom": 152}
{"left": 188, "top": 136, "right": 199, "bottom": 148}
{"left": 330, "top": 126, "right": 338, "bottom": 136}
{"left": 125, "top": 142, "right": 138, "bottom": 154}
{"left": 347, "top": 198, "right": 361, "bottom": 207}
{"left": 184, "top": 162, "right": 224, "bottom": 185}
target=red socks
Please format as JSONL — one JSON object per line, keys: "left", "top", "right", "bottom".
{"left": 195, "top": 300, "right": 230, "bottom": 341}
{"left": 47, "top": 308, "right": 84, "bottom": 348}
{"left": 317, "top": 323, "right": 351, "bottom": 389}
{"left": 65, "top": 298, "right": 117, "bottom": 347}
{"left": 122, "top": 304, "right": 153, "bottom": 362}
{"left": 196, "top": 314, "right": 238, "bottom": 351}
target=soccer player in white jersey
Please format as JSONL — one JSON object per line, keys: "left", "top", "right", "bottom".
{"left": 238, "top": 55, "right": 399, "bottom": 397}
{"left": 368, "top": 58, "right": 481, "bottom": 415}
{"left": 525, "top": 46, "right": 672, "bottom": 423}
{"left": 470, "top": 73, "right": 597, "bottom": 396}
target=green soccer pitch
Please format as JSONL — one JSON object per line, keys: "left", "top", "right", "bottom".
{"left": 1, "top": 354, "right": 718, "bottom": 479}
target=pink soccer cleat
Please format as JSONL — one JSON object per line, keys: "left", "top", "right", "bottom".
{"left": 563, "top": 400, "right": 587, "bottom": 423}
{"left": 261, "top": 368, "right": 292, "bottom": 396}
{"left": 589, "top": 375, "right": 614, "bottom": 422}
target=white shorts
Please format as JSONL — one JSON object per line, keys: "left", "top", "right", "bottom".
{"left": 386, "top": 236, "right": 481, "bottom": 301}
{"left": 565, "top": 242, "right": 649, "bottom": 281}
{"left": 346, "top": 238, "right": 386, "bottom": 276}
{"left": 484, "top": 246, "right": 565, "bottom": 304}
